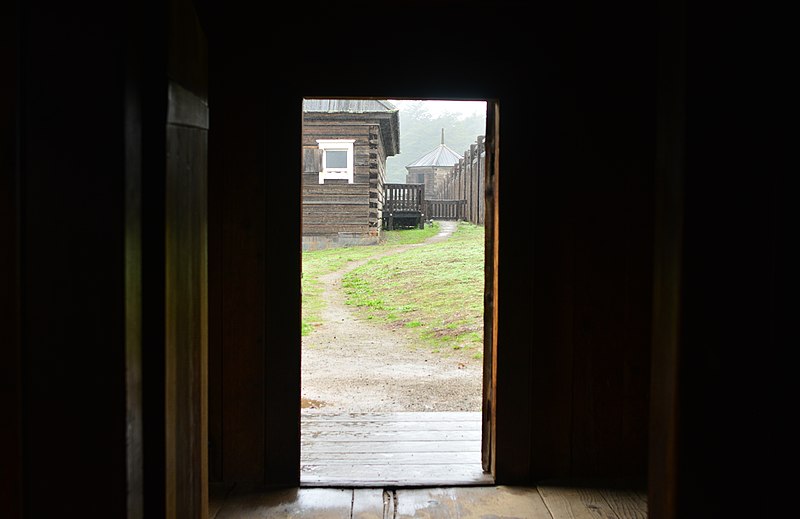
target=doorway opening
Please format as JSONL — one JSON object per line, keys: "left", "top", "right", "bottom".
{"left": 300, "top": 97, "right": 497, "bottom": 486}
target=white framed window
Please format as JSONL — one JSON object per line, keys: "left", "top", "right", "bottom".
{"left": 316, "top": 139, "right": 355, "bottom": 184}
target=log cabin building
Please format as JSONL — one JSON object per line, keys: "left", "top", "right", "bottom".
{"left": 302, "top": 99, "right": 400, "bottom": 250}
{"left": 1, "top": 0, "right": 787, "bottom": 517}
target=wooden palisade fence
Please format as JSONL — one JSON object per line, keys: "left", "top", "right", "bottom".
{"left": 384, "top": 135, "right": 485, "bottom": 227}
{"left": 437, "top": 135, "right": 485, "bottom": 225}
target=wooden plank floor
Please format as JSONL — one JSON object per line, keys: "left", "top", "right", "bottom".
{"left": 301, "top": 411, "right": 493, "bottom": 487}
{"left": 210, "top": 484, "right": 648, "bottom": 518}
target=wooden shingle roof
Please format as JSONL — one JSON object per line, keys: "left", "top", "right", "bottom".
{"left": 302, "top": 98, "right": 400, "bottom": 156}
{"left": 302, "top": 99, "right": 398, "bottom": 113}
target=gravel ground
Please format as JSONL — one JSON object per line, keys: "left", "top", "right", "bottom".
{"left": 301, "top": 221, "right": 483, "bottom": 413}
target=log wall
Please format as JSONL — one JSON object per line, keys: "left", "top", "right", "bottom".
{"left": 301, "top": 121, "right": 387, "bottom": 249}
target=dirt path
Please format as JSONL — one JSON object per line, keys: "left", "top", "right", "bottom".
{"left": 301, "top": 221, "right": 483, "bottom": 413}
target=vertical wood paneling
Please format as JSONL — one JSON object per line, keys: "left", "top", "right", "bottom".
{"left": 494, "top": 94, "right": 533, "bottom": 484}
{"left": 564, "top": 7, "right": 654, "bottom": 481}
{"left": 165, "top": 4, "right": 209, "bottom": 517}
{"left": 648, "top": 1, "right": 684, "bottom": 517}
{"left": 263, "top": 89, "right": 302, "bottom": 487}
{"left": 0, "top": 5, "right": 21, "bottom": 516}
{"left": 166, "top": 120, "right": 209, "bottom": 519}
{"left": 207, "top": 94, "right": 223, "bottom": 485}
{"left": 570, "top": 176, "right": 630, "bottom": 477}
{"left": 124, "top": 7, "right": 144, "bottom": 514}
{"left": 530, "top": 130, "right": 575, "bottom": 478}
{"left": 18, "top": 3, "right": 130, "bottom": 516}
{"left": 210, "top": 55, "right": 267, "bottom": 483}
{"left": 211, "top": 42, "right": 301, "bottom": 488}
{"left": 527, "top": 1, "right": 654, "bottom": 486}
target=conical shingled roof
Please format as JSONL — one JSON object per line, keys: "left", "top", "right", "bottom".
{"left": 405, "top": 130, "right": 462, "bottom": 168}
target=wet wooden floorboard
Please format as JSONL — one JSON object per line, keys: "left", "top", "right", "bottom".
{"left": 211, "top": 485, "right": 648, "bottom": 518}
{"left": 301, "top": 411, "right": 492, "bottom": 487}
{"left": 211, "top": 412, "right": 648, "bottom": 516}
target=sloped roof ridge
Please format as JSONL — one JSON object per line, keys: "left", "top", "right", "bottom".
{"left": 405, "top": 142, "right": 463, "bottom": 168}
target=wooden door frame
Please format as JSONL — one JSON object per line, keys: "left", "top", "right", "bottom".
{"left": 295, "top": 96, "right": 501, "bottom": 483}
{"left": 482, "top": 99, "right": 500, "bottom": 476}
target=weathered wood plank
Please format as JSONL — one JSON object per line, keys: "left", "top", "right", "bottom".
{"left": 302, "top": 451, "right": 480, "bottom": 465}
{"left": 302, "top": 219, "right": 370, "bottom": 227}
{"left": 538, "top": 485, "right": 620, "bottom": 519}
{"left": 301, "top": 464, "right": 492, "bottom": 487}
{"left": 304, "top": 203, "right": 370, "bottom": 213}
{"left": 303, "top": 430, "right": 481, "bottom": 442}
{"left": 303, "top": 420, "right": 480, "bottom": 432}
{"left": 302, "top": 205, "right": 369, "bottom": 214}
{"left": 210, "top": 485, "right": 643, "bottom": 518}
{"left": 302, "top": 225, "right": 371, "bottom": 234}
{"left": 303, "top": 122, "right": 372, "bottom": 141}
{"left": 215, "top": 487, "right": 352, "bottom": 519}
{"left": 352, "top": 489, "right": 389, "bottom": 519}
{"left": 303, "top": 183, "right": 369, "bottom": 195}
{"left": 301, "top": 411, "right": 487, "bottom": 486}
{"left": 303, "top": 197, "right": 370, "bottom": 205}
{"left": 165, "top": 118, "right": 208, "bottom": 519}
{"left": 394, "top": 487, "right": 551, "bottom": 519}
{"left": 301, "top": 412, "right": 481, "bottom": 422}
{"left": 599, "top": 488, "right": 647, "bottom": 519}
{"left": 301, "top": 440, "right": 480, "bottom": 454}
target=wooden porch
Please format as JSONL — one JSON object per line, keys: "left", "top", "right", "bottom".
{"left": 300, "top": 411, "right": 492, "bottom": 487}
{"left": 383, "top": 183, "right": 426, "bottom": 229}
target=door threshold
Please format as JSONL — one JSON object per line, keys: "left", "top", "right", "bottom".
{"left": 301, "top": 411, "right": 491, "bottom": 488}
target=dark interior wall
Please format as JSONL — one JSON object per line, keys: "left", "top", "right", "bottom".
{"left": 649, "top": 2, "right": 790, "bottom": 516}
{"left": 529, "top": 2, "right": 656, "bottom": 483}
{"left": 208, "top": 47, "right": 270, "bottom": 484}
{"left": 0, "top": 4, "right": 22, "bottom": 518}
{"left": 205, "top": 0, "right": 656, "bottom": 487}
{"left": 207, "top": 21, "right": 303, "bottom": 485}
{"left": 10, "top": 0, "right": 210, "bottom": 516}
{"left": 9, "top": 1, "right": 785, "bottom": 517}
{"left": 648, "top": 1, "right": 684, "bottom": 516}
{"left": 15, "top": 2, "right": 134, "bottom": 516}
{"left": 670, "top": 4, "right": 788, "bottom": 516}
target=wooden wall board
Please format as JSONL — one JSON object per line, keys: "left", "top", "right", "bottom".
{"left": 209, "top": 50, "right": 267, "bottom": 484}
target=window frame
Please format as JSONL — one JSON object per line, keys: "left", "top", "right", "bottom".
{"left": 316, "top": 139, "right": 355, "bottom": 184}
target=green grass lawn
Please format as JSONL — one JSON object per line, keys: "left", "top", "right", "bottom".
{"left": 342, "top": 222, "right": 485, "bottom": 358}
{"left": 301, "top": 223, "right": 441, "bottom": 336}
{"left": 302, "top": 221, "right": 485, "bottom": 358}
